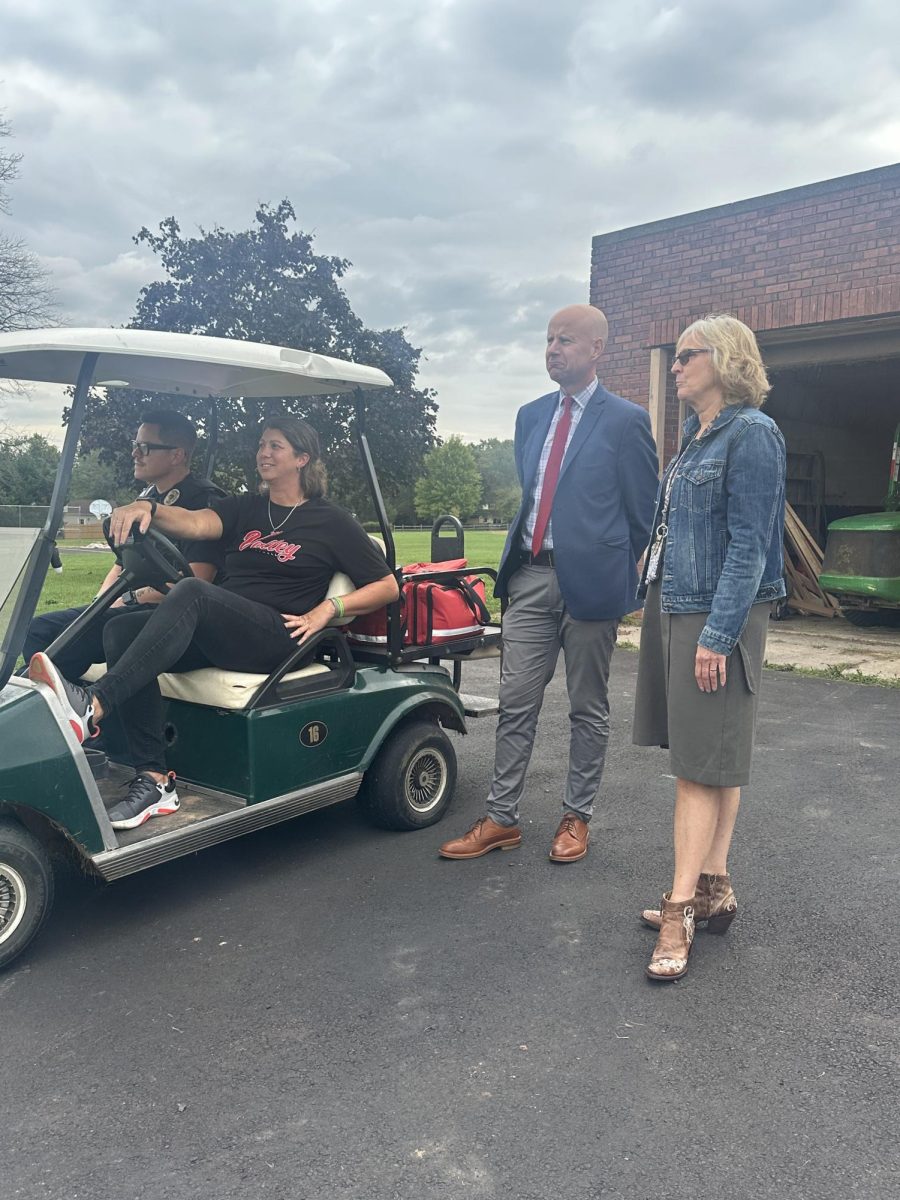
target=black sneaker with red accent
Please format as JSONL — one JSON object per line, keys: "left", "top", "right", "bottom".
{"left": 28, "top": 652, "right": 98, "bottom": 743}
{"left": 107, "top": 772, "right": 180, "bottom": 830}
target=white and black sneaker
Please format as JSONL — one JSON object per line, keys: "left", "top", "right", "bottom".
{"left": 108, "top": 772, "right": 180, "bottom": 830}
{"left": 29, "top": 651, "right": 98, "bottom": 743}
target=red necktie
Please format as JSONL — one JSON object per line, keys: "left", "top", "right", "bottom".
{"left": 531, "top": 395, "right": 573, "bottom": 556}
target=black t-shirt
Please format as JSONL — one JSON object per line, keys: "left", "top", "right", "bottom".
{"left": 209, "top": 494, "right": 390, "bottom": 614}
{"left": 140, "top": 474, "right": 225, "bottom": 571}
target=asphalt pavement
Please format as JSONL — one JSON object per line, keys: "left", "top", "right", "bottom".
{"left": 2, "top": 651, "right": 898, "bottom": 1200}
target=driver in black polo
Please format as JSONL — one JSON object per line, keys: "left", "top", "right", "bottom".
{"left": 24, "top": 410, "right": 224, "bottom": 681}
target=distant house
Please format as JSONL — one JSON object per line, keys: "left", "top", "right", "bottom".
{"left": 62, "top": 499, "right": 99, "bottom": 526}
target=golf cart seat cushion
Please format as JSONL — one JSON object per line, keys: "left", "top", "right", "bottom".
{"left": 325, "top": 570, "right": 353, "bottom": 624}
{"left": 324, "top": 535, "right": 386, "bottom": 626}
{"left": 80, "top": 660, "right": 330, "bottom": 708}
{"left": 157, "top": 662, "right": 330, "bottom": 708}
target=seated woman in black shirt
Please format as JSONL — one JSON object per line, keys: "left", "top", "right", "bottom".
{"left": 29, "top": 416, "right": 399, "bottom": 830}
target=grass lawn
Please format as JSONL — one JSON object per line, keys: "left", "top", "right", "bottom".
{"left": 34, "top": 553, "right": 112, "bottom": 614}
{"left": 35, "top": 530, "right": 510, "bottom": 621}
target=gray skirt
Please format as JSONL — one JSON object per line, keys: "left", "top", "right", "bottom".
{"left": 632, "top": 580, "right": 771, "bottom": 787}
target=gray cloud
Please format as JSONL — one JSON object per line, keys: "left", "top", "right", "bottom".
{"left": 2, "top": 0, "right": 899, "bottom": 447}
{"left": 586, "top": 0, "right": 900, "bottom": 124}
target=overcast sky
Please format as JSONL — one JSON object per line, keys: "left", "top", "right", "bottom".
{"left": 2, "top": 0, "right": 899, "bottom": 445}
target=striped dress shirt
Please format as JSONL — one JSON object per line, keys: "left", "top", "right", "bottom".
{"left": 521, "top": 377, "right": 598, "bottom": 551}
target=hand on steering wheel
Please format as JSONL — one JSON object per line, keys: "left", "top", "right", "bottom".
{"left": 103, "top": 517, "right": 194, "bottom": 593}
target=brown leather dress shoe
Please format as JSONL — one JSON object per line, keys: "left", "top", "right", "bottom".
{"left": 549, "top": 814, "right": 589, "bottom": 862}
{"left": 438, "top": 816, "right": 522, "bottom": 859}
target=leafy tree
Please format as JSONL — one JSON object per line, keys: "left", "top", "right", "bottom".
{"left": 391, "top": 481, "right": 419, "bottom": 525}
{"left": 75, "top": 202, "right": 438, "bottom": 517}
{"left": 414, "top": 437, "right": 482, "bottom": 520}
{"left": 471, "top": 438, "right": 520, "bottom": 522}
{"left": 0, "top": 433, "right": 59, "bottom": 505}
{"left": 491, "top": 485, "right": 523, "bottom": 524}
{"left": 69, "top": 450, "right": 129, "bottom": 506}
{"left": 0, "top": 114, "right": 55, "bottom": 335}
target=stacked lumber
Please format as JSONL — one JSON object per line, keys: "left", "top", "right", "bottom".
{"left": 783, "top": 502, "right": 840, "bottom": 617}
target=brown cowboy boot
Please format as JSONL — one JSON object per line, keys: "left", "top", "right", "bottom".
{"left": 640, "top": 872, "right": 737, "bottom": 934}
{"left": 646, "top": 894, "right": 695, "bottom": 982}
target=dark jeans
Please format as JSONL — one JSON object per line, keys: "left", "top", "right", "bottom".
{"left": 25, "top": 603, "right": 157, "bottom": 762}
{"left": 24, "top": 603, "right": 153, "bottom": 680}
{"left": 95, "top": 578, "right": 300, "bottom": 773}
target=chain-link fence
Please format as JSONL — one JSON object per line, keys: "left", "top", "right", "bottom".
{"left": 0, "top": 504, "right": 51, "bottom": 528}
{"left": 0, "top": 505, "right": 80, "bottom": 529}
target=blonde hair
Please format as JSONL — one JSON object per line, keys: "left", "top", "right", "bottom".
{"left": 677, "top": 314, "right": 771, "bottom": 409}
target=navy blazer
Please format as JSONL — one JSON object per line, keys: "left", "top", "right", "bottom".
{"left": 496, "top": 383, "right": 660, "bottom": 621}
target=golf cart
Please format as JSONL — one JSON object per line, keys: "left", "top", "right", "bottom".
{"left": 818, "top": 422, "right": 900, "bottom": 626}
{"left": 0, "top": 328, "right": 501, "bottom": 971}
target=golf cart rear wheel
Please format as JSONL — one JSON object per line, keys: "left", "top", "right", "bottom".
{"left": 359, "top": 720, "right": 457, "bottom": 831}
{"left": 0, "top": 818, "right": 54, "bottom": 971}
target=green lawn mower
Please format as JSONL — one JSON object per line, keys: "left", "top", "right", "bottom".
{"left": 819, "top": 422, "right": 900, "bottom": 626}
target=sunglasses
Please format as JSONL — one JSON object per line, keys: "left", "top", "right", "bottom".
{"left": 132, "top": 441, "right": 177, "bottom": 456}
{"left": 672, "top": 349, "right": 711, "bottom": 367}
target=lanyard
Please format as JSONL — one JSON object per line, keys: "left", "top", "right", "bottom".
{"left": 646, "top": 432, "right": 700, "bottom": 583}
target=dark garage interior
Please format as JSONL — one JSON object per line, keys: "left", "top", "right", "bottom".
{"left": 766, "top": 356, "right": 900, "bottom": 546}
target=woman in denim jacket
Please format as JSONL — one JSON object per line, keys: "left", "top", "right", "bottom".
{"left": 633, "top": 314, "right": 786, "bottom": 982}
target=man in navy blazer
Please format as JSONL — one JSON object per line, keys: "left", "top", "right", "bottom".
{"left": 440, "top": 304, "right": 659, "bottom": 863}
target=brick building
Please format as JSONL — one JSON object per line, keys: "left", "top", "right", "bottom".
{"left": 591, "top": 163, "right": 900, "bottom": 544}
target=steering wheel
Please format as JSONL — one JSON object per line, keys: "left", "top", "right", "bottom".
{"left": 103, "top": 517, "right": 194, "bottom": 592}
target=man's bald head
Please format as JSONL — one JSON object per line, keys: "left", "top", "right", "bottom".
{"left": 545, "top": 305, "right": 608, "bottom": 394}
{"left": 550, "top": 305, "right": 608, "bottom": 343}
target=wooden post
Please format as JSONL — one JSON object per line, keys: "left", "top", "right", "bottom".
{"left": 648, "top": 347, "right": 668, "bottom": 475}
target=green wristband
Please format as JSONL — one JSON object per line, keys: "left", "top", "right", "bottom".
{"left": 330, "top": 595, "right": 345, "bottom": 618}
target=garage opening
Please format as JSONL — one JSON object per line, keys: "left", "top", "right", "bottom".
{"left": 766, "top": 357, "right": 899, "bottom": 546}
{"left": 757, "top": 318, "right": 900, "bottom": 549}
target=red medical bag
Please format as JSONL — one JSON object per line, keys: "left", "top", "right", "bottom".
{"left": 348, "top": 559, "right": 490, "bottom": 647}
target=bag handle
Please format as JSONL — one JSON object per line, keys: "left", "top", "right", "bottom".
{"left": 455, "top": 577, "right": 491, "bottom": 626}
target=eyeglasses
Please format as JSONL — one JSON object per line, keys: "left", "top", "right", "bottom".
{"left": 132, "top": 441, "right": 177, "bottom": 456}
{"left": 672, "top": 349, "right": 711, "bottom": 367}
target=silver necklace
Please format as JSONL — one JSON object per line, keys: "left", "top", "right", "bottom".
{"left": 267, "top": 496, "right": 303, "bottom": 535}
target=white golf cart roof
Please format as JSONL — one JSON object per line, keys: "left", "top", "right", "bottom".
{"left": 0, "top": 328, "right": 393, "bottom": 396}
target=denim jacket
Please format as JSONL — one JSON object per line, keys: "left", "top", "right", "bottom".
{"left": 637, "top": 405, "right": 786, "bottom": 655}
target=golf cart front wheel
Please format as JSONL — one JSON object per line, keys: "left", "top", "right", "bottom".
{"left": 359, "top": 720, "right": 457, "bottom": 831}
{"left": 0, "top": 818, "right": 55, "bottom": 971}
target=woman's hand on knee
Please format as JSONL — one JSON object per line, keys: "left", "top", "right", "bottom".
{"left": 282, "top": 601, "right": 333, "bottom": 643}
{"left": 695, "top": 645, "right": 727, "bottom": 692}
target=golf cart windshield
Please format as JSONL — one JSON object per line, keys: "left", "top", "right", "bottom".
{"left": 0, "top": 328, "right": 393, "bottom": 690}
{"left": 0, "top": 528, "right": 42, "bottom": 681}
